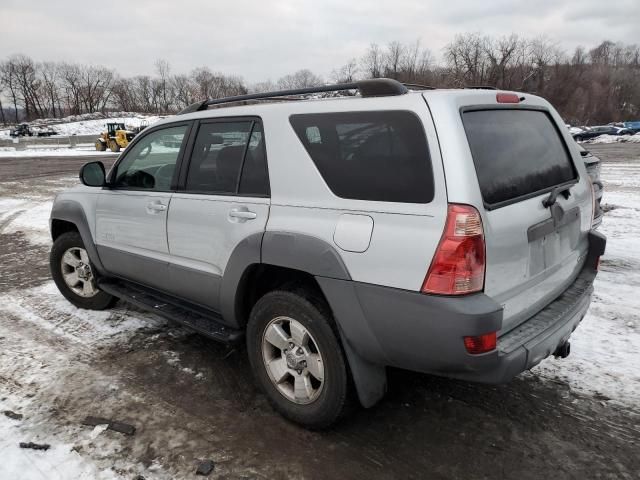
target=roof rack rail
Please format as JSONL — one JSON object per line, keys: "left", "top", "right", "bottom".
{"left": 177, "top": 78, "right": 408, "bottom": 115}
{"left": 402, "top": 83, "right": 436, "bottom": 90}
{"left": 465, "top": 85, "right": 498, "bottom": 90}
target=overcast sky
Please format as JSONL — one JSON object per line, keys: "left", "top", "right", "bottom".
{"left": 1, "top": 0, "right": 639, "bottom": 83}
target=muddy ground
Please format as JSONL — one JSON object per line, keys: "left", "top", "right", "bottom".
{"left": 0, "top": 151, "right": 639, "bottom": 479}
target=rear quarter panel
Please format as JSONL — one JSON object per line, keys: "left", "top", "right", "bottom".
{"left": 261, "top": 94, "right": 448, "bottom": 291}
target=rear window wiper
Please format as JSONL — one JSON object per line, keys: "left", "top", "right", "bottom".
{"left": 542, "top": 184, "right": 573, "bottom": 208}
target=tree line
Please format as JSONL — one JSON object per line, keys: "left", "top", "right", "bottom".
{"left": 1, "top": 34, "right": 639, "bottom": 125}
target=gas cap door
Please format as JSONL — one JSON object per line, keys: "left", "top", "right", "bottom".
{"left": 333, "top": 214, "right": 374, "bottom": 253}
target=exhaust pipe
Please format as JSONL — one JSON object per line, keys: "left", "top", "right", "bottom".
{"left": 553, "top": 341, "right": 571, "bottom": 359}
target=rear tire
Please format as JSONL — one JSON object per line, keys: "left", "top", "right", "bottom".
{"left": 247, "top": 289, "right": 351, "bottom": 429}
{"left": 50, "top": 232, "right": 116, "bottom": 310}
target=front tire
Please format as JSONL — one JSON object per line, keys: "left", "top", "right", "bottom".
{"left": 108, "top": 140, "right": 120, "bottom": 152}
{"left": 247, "top": 290, "right": 351, "bottom": 429}
{"left": 50, "top": 231, "right": 115, "bottom": 310}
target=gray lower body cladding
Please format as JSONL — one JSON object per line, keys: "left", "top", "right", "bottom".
{"left": 318, "top": 231, "right": 606, "bottom": 385}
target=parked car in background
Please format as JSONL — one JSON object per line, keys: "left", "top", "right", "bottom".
{"left": 573, "top": 125, "right": 633, "bottom": 141}
{"left": 567, "top": 125, "right": 588, "bottom": 136}
{"left": 9, "top": 124, "right": 34, "bottom": 137}
{"left": 576, "top": 144, "right": 603, "bottom": 228}
{"left": 8, "top": 123, "right": 57, "bottom": 137}
{"left": 622, "top": 121, "right": 640, "bottom": 133}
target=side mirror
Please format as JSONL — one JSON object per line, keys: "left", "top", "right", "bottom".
{"left": 79, "top": 161, "right": 106, "bottom": 187}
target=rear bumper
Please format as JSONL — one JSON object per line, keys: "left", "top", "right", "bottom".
{"left": 319, "top": 231, "right": 606, "bottom": 384}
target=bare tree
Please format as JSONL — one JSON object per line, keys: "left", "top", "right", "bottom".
{"left": 361, "top": 43, "right": 383, "bottom": 78}
{"left": 40, "top": 62, "right": 61, "bottom": 117}
{"left": 2, "top": 35, "right": 639, "bottom": 124}
{"left": 444, "top": 33, "right": 490, "bottom": 86}
{"left": 277, "top": 69, "right": 323, "bottom": 89}
{"left": 384, "top": 41, "right": 405, "bottom": 79}
{"left": 250, "top": 80, "right": 277, "bottom": 93}
{"left": 0, "top": 59, "right": 20, "bottom": 122}
{"left": 155, "top": 59, "right": 172, "bottom": 112}
{"left": 172, "top": 74, "right": 197, "bottom": 109}
{"left": 331, "top": 59, "right": 358, "bottom": 83}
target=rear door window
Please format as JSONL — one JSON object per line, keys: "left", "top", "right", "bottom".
{"left": 185, "top": 121, "right": 269, "bottom": 196}
{"left": 462, "top": 109, "right": 576, "bottom": 207}
{"left": 290, "top": 111, "right": 434, "bottom": 203}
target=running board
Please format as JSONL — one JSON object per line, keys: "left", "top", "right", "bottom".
{"left": 98, "top": 279, "right": 243, "bottom": 344}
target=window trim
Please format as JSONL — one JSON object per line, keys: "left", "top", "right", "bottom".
{"left": 459, "top": 104, "right": 579, "bottom": 211}
{"left": 288, "top": 109, "right": 435, "bottom": 204}
{"left": 177, "top": 115, "right": 270, "bottom": 198}
{"left": 105, "top": 120, "right": 193, "bottom": 193}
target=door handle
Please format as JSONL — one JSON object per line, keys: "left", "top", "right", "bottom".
{"left": 228, "top": 208, "right": 257, "bottom": 220}
{"left": 146, "top": 201, "right": 167, "bottom": 213}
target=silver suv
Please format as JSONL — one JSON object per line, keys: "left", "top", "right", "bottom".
{"left": 49, "top": 79, "right": 606, "bottom": 428}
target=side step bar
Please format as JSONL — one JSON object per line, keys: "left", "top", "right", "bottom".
{"left": 98, "top": 279, "right": 243, "bottom": 344}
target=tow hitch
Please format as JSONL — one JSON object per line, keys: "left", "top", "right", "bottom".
{"left": 553, "top": 341, "right": 571, "bottom": 359}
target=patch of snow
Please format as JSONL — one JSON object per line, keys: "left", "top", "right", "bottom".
{"left": 0, "top": 112, "right": 165, "bottom": 139}
{"left": 585, "top": 134, "right": 622, "bottom": 144}
{"left": 586, "top": 133, "right": 640, "bottom": 144}
{"left": 0, "top": 283, "right": 164, "bottom": 479}
{"left": 0, "top": 422, "right": 121, "bottom": 480}
{"left": 0, "top": 145, "right": 119, "bottom": 157}
{"left": 0, "top": 198, "right": 52, "bottom": 245}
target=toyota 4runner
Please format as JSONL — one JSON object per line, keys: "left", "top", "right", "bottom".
{"left": 49, "top": 79, "right": 606, "bottom": 428}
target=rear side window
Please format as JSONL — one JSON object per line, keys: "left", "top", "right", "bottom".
{"left": 462, "top": 109, "right": 576, "bottom": 207}
{"left": 290, "top": 111, "right": 434, "bottom": 203}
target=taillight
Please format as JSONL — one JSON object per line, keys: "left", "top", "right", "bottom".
{"left": 464, "top": 332, "right": 497, "bottom": 354}
{"left": 496, "top": 92, "right": 520, "bottom": 103}
{"left": 422, "top": 204, "right": 486, "bottom": 295}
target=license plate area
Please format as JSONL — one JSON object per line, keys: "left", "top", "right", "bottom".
{"left": 528, "top": 206, "right": 580, "bottom": 276}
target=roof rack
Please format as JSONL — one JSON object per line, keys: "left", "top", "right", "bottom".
{"left": 177, "top": 78, "right": 408, "bottom": 115}
{"left": 402, "top": 83, "right": 436, "bottom": 90}
{"left": 464, "top": 85, "right": 498, "bottom": 90}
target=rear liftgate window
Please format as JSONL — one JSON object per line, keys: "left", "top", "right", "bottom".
{"left": 290, "top": 111, "right": 434, "bottom": 203}
{"left": 462, "top": 109, "right": 577, "bottom": 207}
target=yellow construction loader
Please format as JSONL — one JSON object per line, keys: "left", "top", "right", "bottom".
{"left": 95, "top": 122, "right": 135, "bottom": 152}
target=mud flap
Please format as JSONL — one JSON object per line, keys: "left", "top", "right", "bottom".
{"left": 340, "top": 333, "right": 387, "bottom": 408}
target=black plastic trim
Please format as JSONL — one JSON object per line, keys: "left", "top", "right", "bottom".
{"left": 98, "top": 278, "right": 243, "bottom": 344}
{"left": 50, "top": 200, "right": 106, "bottom": 276}
{"left": 317, "top": 230, "right": 605, "bottom": 387}
{"left": 177, "top": 78, "right": 408, "bottom": 114}
{"left": 527, "top": 206, "right": 581, "bottom": 242}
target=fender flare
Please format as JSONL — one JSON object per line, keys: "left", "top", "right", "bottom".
{"left": 220, "top": 231, "right": 352, "bottom": 328}
{"left": 50, "top": 200, "right": 106, "bottom": 275}
{"left": 220, "top": 231, "right": 387, "bottom": 407}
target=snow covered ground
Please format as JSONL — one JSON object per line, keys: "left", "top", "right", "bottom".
{"left": 0, "top": 145, "right": 119, "bottom": 157}
{"left": 0, "top": 112, "right": 165, "bottom": 139}
{"left": 532, "top": 165, "right": 640, "bottom": 404}
{"left": 0, "top": 155, "right": 639, "bottom": 478}
{"left": 582, "top": 132, "right": 640, "bottom": 144}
